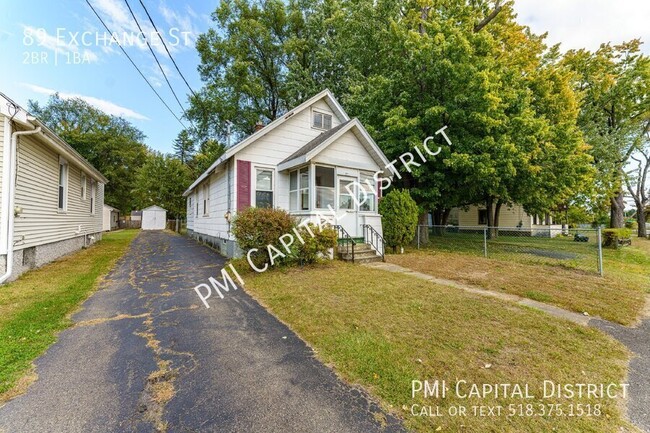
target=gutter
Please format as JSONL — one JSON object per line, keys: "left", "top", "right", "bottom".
{"left": 0, "top": 123, "right": 42, "bottom": 284}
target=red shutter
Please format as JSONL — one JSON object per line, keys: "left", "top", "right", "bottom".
{"left": 237, "top": 160, "right": 251, "bottom": 211}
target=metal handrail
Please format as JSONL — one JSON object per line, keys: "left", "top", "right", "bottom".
{"left": 333, "top": 225, "right": 355, "bottom": 262}
{"left": 361, "top": 224, "right": 385, "bottom": 262}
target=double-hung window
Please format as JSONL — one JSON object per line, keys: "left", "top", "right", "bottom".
{"left": 89, "top": 179, "right": 96, "bottom": 214}
{"left": 203, "top": 183, "right": 210, "bottom": 216}
{"left": 315, "top": 166, "right": 335, "bottom": 209}
{"left": 80, "top": 173, "right": 87, "bottom": 200}
{"left": 359, "top": 172, "right": 377, "bottom": 212}
{"left": 312, "top": 110, "right": 332, "bottom": 130}
{"left": 58, "top": 159, "right": 68, "bottom": 211}
{"left": 289, "top": 167, "right": 309, "bottom": 211}
{"left": 255, "top": 169, "right": 274, "bottom": 208}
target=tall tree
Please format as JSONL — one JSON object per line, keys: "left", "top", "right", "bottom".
{"left": 563, "top": 41, "right": 650, "bottom": 228}
{"left": 625, "top": 135, "right": 650, "bottom": 237}
{"left": 132, "top": 152, "right": 193, "bottom": 219}
{"left": 28, "top": 95, "right": 149, "bottom": 213}
{"left": 173, "top": 129, "right": 196, "bottom": 164}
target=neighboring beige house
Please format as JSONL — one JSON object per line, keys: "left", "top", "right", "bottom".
{"left": 452, "top": 204, "right": 563, "bottom": 237}
{"left": 0, "top": 92, "right": 107, "bottom": 282}
{"left": 184, "top": 89, "right": 389, "bottom": 258}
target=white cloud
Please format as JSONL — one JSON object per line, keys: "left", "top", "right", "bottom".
{"left": 22, "top": 83, "right": 149, "bottom": 121}
{"left": 513, "top": 0, "right": 650, "bottom": 54}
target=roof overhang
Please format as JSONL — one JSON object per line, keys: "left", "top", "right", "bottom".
{"left": 183, "top": 89, "right": 351, "bottom": 196}
{"left": 277, "top": 119, "right": 391, "bottom": 172}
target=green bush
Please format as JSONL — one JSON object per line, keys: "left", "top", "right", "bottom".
{"left": 232, "top": 207, "right": 295, "bottom": 267}
{"left": 602, "top": 228, "right": 632, "bottom": 249}
{"left": 289, "top": 223, "right": 338, "bottom": 264}
{"left": 379, "top": 189, "right": 419, "bottom": 253}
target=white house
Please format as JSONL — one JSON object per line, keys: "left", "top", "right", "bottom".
{"left": 102, "top": 204, "right": 119, "bottom": 231}
{"left": 184, "top": 90, "right": 390, "bottom": 258}
{"left": 0, "top": 92, "right": 107, "bottom": 282}
{"left": 141, "top": 205, "right": 167, "bottom": 231}
{"left": 452, "top": 204, "right": 563, "bottom": 237}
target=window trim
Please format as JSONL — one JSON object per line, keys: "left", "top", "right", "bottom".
{"left": 252, "top": 166, "right": 275, "bottom": 208}
{"left": 89, "top": 179, "right": 96, "bottom": 215}
{"left": 289, "top": 167, "right": 310, "bottom": 211}
{"left": 80, "top": 172, "right": 87, "bottom": 200}
{"left": 58, "top": 157, "right": 68, "bottom": 212}
{"left": 311, "top": 109, "right": 333, "bottom": 131}
{"left": 358, "top": 172, "right": 377, "bottom": 213}
{"left": 314, "top": 164, "right": 335, "bottom": 210}
{"left": 202, "top": 182, "right": 210, "bottom": 216}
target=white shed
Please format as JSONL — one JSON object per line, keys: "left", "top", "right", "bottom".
{"left": 141, "top": 205, "right": 167, "bottom": 231}
{"left": 102, "top": 204, "right": 119, "bottom": 231}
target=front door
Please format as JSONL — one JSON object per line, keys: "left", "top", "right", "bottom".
{"left": 338, "top": 177, "right": 358, "bottom": 237}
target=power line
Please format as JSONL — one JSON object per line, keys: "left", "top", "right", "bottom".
{"left": 84, "top": 0, "right": 187, "bottom": 129}
{"left": 123, "top": 0, "right": 186, "bottom": 113}
{"left": 138, "top": 0, "right": 199, "bottom": 99}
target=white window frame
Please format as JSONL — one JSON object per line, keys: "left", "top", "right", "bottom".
{"left": 80, "top": 172, "right": 87, "bottom": 200}
{"left": 253, "top": 166, "right": 275, "bottom": 208}
{"left": 289, "top": 167, "right": 310, "bottom": 211}
{"left": 312, "top": 109, "right": 333, "bottom": 131}
{"left": 202, "top": 182, "right": 210, "bottom": 216}
{"left": 314, "top": 165, "right": 335, "bottom": 210}
{"left": 358, "top": 172, "right": 377, "bottom": 213}
{"left": 58, "top": 157, "right": 68, "bottom": 212}
{"left": 89, "top": 179, "right": 96, "bottom": 214}
{"left": 195, "top": 190, "right": 199, "bottom": 217}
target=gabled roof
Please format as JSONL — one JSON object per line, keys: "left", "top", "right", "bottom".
{"left": 142, "top": 205, "right": 167, "bottom": 212}
{"left": 0, "top": 91, "right": 108, "bottom": 184}
{"left": 277, "top": 118, "right": 390, "bottom": 172}
{"left": 279, "top": 120, "right": 352, "bottom": 165}
{"left": 183, "top": 89, "right": 350, "bottom": 196}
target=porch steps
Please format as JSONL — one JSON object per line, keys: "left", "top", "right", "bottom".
{"left": 337, "top": 243, "right": 383, "bottom": 264}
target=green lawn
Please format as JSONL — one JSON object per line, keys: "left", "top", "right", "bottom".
{"left": 392, "top": 237, "right": 650, "bottom": 325}
{"left": 243, "top": 261, "right": 638, "bottom": 433}
{"left": 0, "top": 230, "right": 139, "bottom": 402}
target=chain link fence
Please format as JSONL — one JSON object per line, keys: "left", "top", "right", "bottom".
{"left": 417, "top": 225, "right": 603, "bottom": 276}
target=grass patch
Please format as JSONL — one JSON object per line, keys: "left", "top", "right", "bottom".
{"left": 0, "top": 230, "right": 139, "bottom": 401}
{"left": 243, "top": 261, "right": 637, "bottom": 433}
{"left": 388, "top": 241, "right": 650, "bottom": 325}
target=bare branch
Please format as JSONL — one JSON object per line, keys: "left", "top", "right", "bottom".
{"left": 474, "top": 1, "right": 503, "bottom": 32}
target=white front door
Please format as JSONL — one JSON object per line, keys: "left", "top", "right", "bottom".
{"left": 338, "top": 176, "right": 358, "bottom": 237}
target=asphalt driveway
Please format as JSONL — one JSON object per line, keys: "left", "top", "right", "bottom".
{"left": 0, "top": 231, "right": 405, "bottom": 433}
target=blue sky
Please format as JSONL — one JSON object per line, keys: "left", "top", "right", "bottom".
{"left": 0, "top": 0, "right": 648, "bottom": 154}
{"left": 0, "top": 0, "right": 217, "bottom": 153}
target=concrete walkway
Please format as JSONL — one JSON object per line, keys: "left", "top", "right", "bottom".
{"left": 364, "top": 262, "right": 591, "bottom": 325}
{"left": 0, "top": 232, "right": 405, "bottom": 433}
{"left": 365, "top": 261, "right": 650, "bottom": 433}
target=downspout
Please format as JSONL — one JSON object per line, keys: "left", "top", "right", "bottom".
{"left": 0, "top": 124, "right": 42, "bottom": 284}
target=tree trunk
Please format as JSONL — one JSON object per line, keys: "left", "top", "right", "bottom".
{"left": 636, "top": 201, "right": 647, "bottom": 237}
{"left": 441, "top": 208, "right": 451, "bottom": 226}
{"left": 609, "top": 191, "right": 625, "bottom": 228}
{"left": 417, "top": 212, "right": 429, "bottom": 245}
{"left": 486, "top": 197, "right": 494, "bottom": 239}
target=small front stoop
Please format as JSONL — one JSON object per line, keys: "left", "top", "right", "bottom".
{"left": 337, "top": 243, "right": 383, "bottom": 264}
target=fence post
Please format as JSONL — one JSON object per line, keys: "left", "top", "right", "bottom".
{"left": 483, "top": 227, "right": 488, "bottom": 258}
{"left": 417, "top": 225, "right": 420, "bottom": 249}
{"left": 597, "top": 227, "right": 604, "bottom": 276}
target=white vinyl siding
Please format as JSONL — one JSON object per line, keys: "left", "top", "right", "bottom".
{"left": 13, "top": 133, "right": 103, "bottom": 250}
{"left": 313, "top": 129, "right": 379, "bottom": 171}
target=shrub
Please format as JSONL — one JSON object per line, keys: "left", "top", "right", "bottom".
{"left": 379, "top": 189, "right": 419, "bottom": 253}
{"left": 289, "top": 223, "right": 338, "bottom": 264}
{"left": 602, "top": 228, "right": 632, "bottom": 248}
{"left": 232, "top": 207, "right": 295, "bottom": 266}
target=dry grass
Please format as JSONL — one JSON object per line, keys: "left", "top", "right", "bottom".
{"left": 388, "top": 242, "right": 650, "bottom": 325}
{"left": 243, "top": 261, "right": 637, "bottom": 433}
